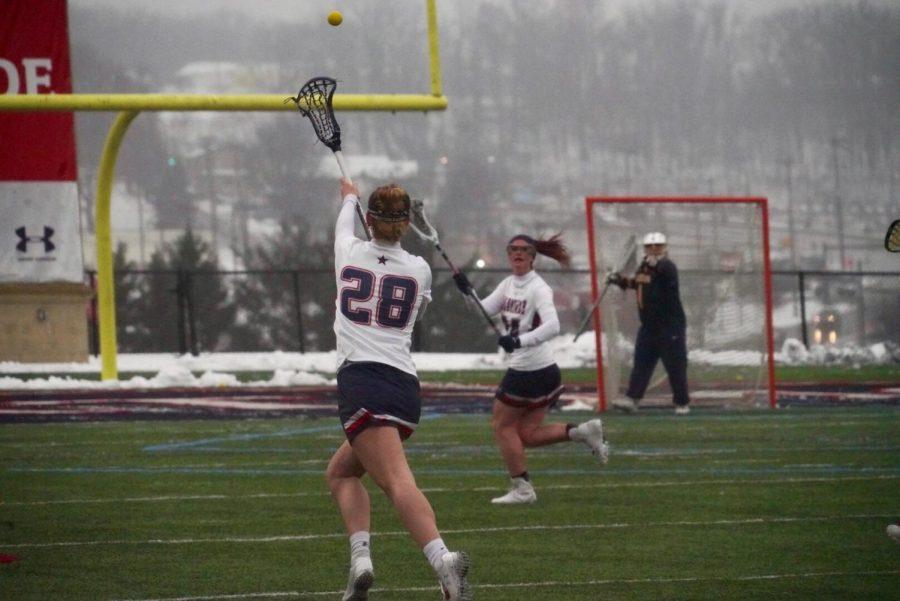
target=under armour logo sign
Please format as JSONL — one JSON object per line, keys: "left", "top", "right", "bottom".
{"left": 15, "top": 226, "right": 55, "bottom": 253}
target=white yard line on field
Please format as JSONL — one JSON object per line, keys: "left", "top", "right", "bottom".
{"left": 111, "top": 570, "right": 900, "bottom": 601}
{"left": 3, "top": 474, "right": 896, "bottom": 506}
{"left": 8, "top": 513, "right": 894, "bottom": 548}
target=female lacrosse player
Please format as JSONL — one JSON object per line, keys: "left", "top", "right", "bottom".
{"left": 325, "top": 179, "right": 471, "bottom": 601}
{"left": 453, "top": 234, "right": 609, "bottom": 505}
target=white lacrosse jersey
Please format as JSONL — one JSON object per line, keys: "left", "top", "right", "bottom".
{"left": 481, "top": 270, "right": 560, "bottom": 371}
{"left": 333, "top": 195, "right": 432, "bottom": 376}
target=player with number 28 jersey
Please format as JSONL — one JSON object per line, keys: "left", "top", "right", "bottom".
{"left": 326, "top": 180, "right": 470, "bottom": 601}
{"left": 334, "top": 193, "right": 431, "bottom": 377}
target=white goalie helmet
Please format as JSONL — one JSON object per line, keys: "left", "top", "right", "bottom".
{"left": 642, "top": 232, "right": 667, "bottom": 245}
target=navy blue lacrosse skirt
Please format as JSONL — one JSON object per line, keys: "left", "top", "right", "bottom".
{"left": 337, "top": 361, "right": 422, "bottom": 442}
{"left": 495, "top": 363, "right": 564, "bottom": 410}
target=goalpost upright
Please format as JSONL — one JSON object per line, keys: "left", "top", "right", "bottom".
{"left": 585, "top": 196, "right": 777, "bottom": 411}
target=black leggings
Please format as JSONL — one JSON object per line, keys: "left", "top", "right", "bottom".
{"left": 626, "top": 325, "right": 689, "bottom": 406}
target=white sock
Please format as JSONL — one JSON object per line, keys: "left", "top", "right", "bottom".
{"left": 349, "top": 531, "right": 371, "bottom": 563}
{"left": 423, "top": 537, "right": 449, "bottom": 571}
{"left": 568, "top": 423, "right": 585, "bottom": 441}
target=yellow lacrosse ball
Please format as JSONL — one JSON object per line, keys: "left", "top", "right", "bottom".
{"left": 328, "top": 11, "right": 343, "bottom": 26}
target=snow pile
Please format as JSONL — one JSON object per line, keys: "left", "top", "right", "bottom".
{"left": 805, "top": 341, "right": 900, "bottom": 367}
{"left": 778, "top": 338, "right": 900, "bottom": 366}
{"left": 0, "top": 335, "right": 896, "bottom": 390}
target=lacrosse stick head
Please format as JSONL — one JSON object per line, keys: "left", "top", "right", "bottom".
{"left": 409, "top": 199, "right": 440, "bottom": 244}
{"left": 288, "top": 76, "right": 342, "bottom": 152}
{"left": 886, "top": 219, "right": 900, "bottom": 252}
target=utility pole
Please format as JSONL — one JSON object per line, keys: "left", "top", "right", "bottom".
{"left": 782, "top": 155, "right": 800, "bottom": 318}
{"left": 137, "top": 194, "right": 146, "bottom": 267}
{"left": 203, "top": 138, "right": 219, "bottom": 253}
{"left": 783, "top": 156, "right": 797, "bottom": 269}
{"left": 830, "top": 136, "right": 847, "bottom": 270}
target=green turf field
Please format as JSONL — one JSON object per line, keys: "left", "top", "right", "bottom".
{"left": 2, "top": 407, "right": 899, "bottom": 600}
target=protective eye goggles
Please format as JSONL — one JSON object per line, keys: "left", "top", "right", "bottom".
{"left": 367, "top": 209, "right": 410, "bottom": 222}
{"left": 506, "top": 244, "right": 535, "bottom": 254}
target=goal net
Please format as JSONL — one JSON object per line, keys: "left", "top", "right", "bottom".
{"left": 584, "top": 197, "right": 776, "bottom": 411}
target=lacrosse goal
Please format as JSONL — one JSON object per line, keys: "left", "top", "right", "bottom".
{"left": 584, "top": 197, "right": 776, "bottom": 411}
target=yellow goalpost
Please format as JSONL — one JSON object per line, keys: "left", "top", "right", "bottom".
{"left": 0, "top": 0, "right": 448, "bottom": 380}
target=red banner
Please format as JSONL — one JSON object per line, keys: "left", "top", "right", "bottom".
{"left": 0, "top": 0, "right": 77, "bottom": 181}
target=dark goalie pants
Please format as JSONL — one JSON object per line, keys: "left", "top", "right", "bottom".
{"left": 625, "top": 324, "right": 690, "bottom": 407}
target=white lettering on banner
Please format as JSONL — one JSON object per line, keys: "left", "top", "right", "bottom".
{"left": 23, "top": 58, "right": 53, "bottom": 93}
{"left": 0, "top": 59, "right": 19, "bottom": 93}
{"left": 0, "top": 57, "right": 53, "bottom": 94}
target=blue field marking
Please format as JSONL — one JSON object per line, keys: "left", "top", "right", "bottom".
{"left": 141, "top": 414, "right": 444, "bottom": 453}
{"left": 142, "top": 424, "right": 340, "bottom": 453}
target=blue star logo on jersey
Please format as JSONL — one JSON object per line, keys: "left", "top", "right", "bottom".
{"left": 377, "top": 255, "right": 388, "bottom": 264}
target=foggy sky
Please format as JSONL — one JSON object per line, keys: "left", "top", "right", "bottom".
{"left": 70, "top": 0, "right": 877, "bottom": 23}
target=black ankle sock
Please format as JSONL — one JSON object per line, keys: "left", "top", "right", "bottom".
{"left": 513, "top": 471, "right": 530, "bottom": 482}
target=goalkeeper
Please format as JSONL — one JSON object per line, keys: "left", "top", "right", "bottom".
{"left": 607, "top": 232, "right": 691, "bottom": 415}
{"left": 453, "top": 234, "right": 609, "bottom": 506}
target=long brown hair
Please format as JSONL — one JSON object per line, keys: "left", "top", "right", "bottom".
{"left": 508, "top": 233, "right": 571, "bottom": 268}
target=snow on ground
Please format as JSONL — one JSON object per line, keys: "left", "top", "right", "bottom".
{"left": 0, "top": 335, "right": 896, "bottom": 390}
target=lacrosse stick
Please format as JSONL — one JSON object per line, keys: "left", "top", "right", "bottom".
{"left": 886, "top": 219, "right": 900, "bottom": 252}
{"left": 287, "top": 76, "right": 370, "bottom": 240}
{"left": 409, "top": 199, "right": 501, "bottom": 335}
{"left": 573, "top": 235, "right": 638, "bottom": 342}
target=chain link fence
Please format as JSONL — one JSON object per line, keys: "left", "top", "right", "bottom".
{"left": 86, "top": 268, "right": 900, "bottom": 365}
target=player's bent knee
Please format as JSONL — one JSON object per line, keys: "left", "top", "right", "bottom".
{"left": 324, "top": 453, "right": 360, "bottom": 488}
{"left": 324, "top": 460, "right": 345, "bottom": 489}
{"left": 519, "top": 433, "right": 539, "bottom": 447}
{"left": 491, "top": 416, "right": 515, "bottom": 434}
{"left": 371, "top": 472, "right": 417, "bottom": 500}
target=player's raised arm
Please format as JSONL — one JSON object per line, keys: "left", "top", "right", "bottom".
{"left": 334, "top": 178, "right": 361, "bottom": 250}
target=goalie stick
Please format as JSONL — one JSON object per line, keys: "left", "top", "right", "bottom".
{"left": 573, "top": 234, "right": 638, "bottom": 342}
{"left": 886, "top": 219, "right": 900, "bottom": 252}
{"left": 287, "top": 76, "right": 371, "bottom": 240}
{"left": 408, "top": 199, "right": 501, "bottom": 335}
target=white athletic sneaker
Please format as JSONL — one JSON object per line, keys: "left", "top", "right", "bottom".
{"left": 341, "top": 556, "right": 374, "bottom": 601}
{"left": 436, "top": 551, "right": 472, "bottom": 601}
{"left": 575, "top": 418, "right": 610, "bottom": 464}
{"left": 611, "top": 397, "right": 638, "bottom": 413}
{"left": 674, "top": 405, "right": 691, "bottom": 416}
{"left": 491, "top": 476, "right": 537, "bottom": 504}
